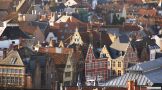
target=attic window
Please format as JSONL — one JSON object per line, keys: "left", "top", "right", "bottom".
{"left": 10, "top": 57, "right": 17, "bottom": 64}
{"left": 65, "top": 72, "right": 71, "bottom": 77}
{"left": 12, "top": 41, "right": 15, "bottom": 44}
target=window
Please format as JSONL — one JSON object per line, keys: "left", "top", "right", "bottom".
{"left": 118, "top": 62, "right": 121, "bottom": 67}
{"left": 101, "top": 54, "right": 107, "bottom": 58}
{"left": 19, "top": 69, "right": 23, "bottom": 74}
{"left": 112, "top": 61, "right": 115, "bottom": 67}
{"left": 86, "top": 63, "right": 90, "bottom": 70}
{"left": 15, "top": 69, "right": 19, "bottom": 74}
{"left": 8, "top": 69, "right": 11, "bottom": 73}
{"left": 65, "top": 72, "right": 71, "bottom": 77}
{"left": 98, "top": 62, "right": 102, "bottom": 68}
{"left": 19, "top": 78, "right": 22, "bottom": 85}
{"left": 67, "top": 65, "right": 71, "bottom": 68}
{"left": 118, "top": 70, "right": 121, "bottom": 76}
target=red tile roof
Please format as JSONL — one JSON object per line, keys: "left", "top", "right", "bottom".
{"left": 38, "top": 47, "right": 73, "bottom": 54}
{"left": 51, "top": 53, "right": 69, "bottom": 65}
{"left": 138, "top": 8, "right": 157, "bottom": 17}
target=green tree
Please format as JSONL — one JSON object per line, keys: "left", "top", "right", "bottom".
{"left": 78, "top": 9, "right": 89, "bottom": 22}
{"left": 112, "top": 13, "right": 119, "bottom": 25}
{"left": 119, "top": 17, "right": 125, "bottom": 24}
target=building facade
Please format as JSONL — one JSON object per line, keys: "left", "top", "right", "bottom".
{"left": 0, "top": 50, "right": 26, "bottom": 88}
{"left": 85, "top": 44, "right": 109, "bottom": 86}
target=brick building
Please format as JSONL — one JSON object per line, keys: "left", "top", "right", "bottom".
{"left": 85, "top": 44, "right": 110, "bottom": 86}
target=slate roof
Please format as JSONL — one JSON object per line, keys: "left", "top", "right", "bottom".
{"left": 28, "top": 54, "right": 48, "bottom": 75}
{"left": 1, "top": 26, "right": 30, "bottom": 39}
{"left": 103, "top": 57, "right": 162, "bottom": 87}
{"left": 110, "top": 34, "right": 130, "bottom": 51}
{"left": 31, "top": 21, "right": 49, "bottom": 33}
{"left": 0, "top": 50, "right": 24, "bottom": 66}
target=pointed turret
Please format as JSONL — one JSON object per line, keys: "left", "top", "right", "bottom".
{"left": 34, "top": 41, "right": 41, "bottom": 51}
{"left": 59, "top": 40, "right": 64, "bottom": 48}
{"left": 49, "top": 39, "right": 54, "bottom": 47}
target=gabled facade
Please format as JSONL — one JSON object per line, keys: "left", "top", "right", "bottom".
{"left": 63, "top": 52, "right": 73, "bottom": 86}
{"left": 111, "top": 44, "right": 138, "bottom": 77}
{"left": 100, "top": 45, "right": 110, "bottom": 58}
{"left": 85, "top": 44, "right": 109, "bottom": 86}
{"left": 63, "top": 50, "right": 82, "bottom": 86}
{"left": 0, "top": 50, "right": 26, "bottom": 88}
{"left": 110, "top": 40, "right": 139, "bottom": 77}
{"left": 45, "top": 32, "right": 57, "bottom": 43}
{"left": 69, "top": 28, "right": 83, "bottom": 46}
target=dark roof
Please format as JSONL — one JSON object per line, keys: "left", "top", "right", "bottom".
{"left": 1, "top": 26, "right": 30, "bottom": 39}
{"left": 119, "top": 34, "right": 129, "bottom": 43}
{"left": 31, "top": 21, "right": 49, "bottom": 33}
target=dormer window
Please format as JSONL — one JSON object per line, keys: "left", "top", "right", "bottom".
{"left": 101, "top": 54, "right": 107, "bottom": 58}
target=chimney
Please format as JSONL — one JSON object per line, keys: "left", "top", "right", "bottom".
{"left": 32, "top": 10, "right": 34, "bottom": 14}
{"left": 26, "top": 75, "right": 32, "bottom": 89}
{"left": 127, "top": 80, "right": 134, "bottom": 90}
{"left": 34, "top": 10, "right": 37, "bottom": 15}
{"left": 3, "top": 48, "right": 7, "bottom": 59}
{"left": 127, "top": 80, "right": 138, "bottom": 90}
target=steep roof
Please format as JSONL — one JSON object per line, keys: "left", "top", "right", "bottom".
{"left": 103, "top": 57, "right": 162, "bottom": 87}
{"left": 127, "top": 57, "right": 162, "bottom": 72}
{"left": 0, "top": 50, "right": 24, "bottom": 66}
{"left": 1, "top": 26, "right": 30, "bottom": 39}
{"left": 110, "top": 35, "right": 130, "bottom": 51}
{"left": 31, "top": 21, "right": 49, "bottom": 33}
{"left": 51, "top": 53, "right": 69, "bottom": 65}
{"left": 55, "top": 15, "right": 83, "bottom": 23}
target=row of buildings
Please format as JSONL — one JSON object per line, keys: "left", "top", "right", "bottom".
{"left": 0, "top": 0, "right": 162, "bottom": 90}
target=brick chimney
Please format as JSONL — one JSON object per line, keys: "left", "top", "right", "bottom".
{"left": 127, "top": 80, "right": 138, "bottom": 90}
{"left": 3, "top": 48, "right": 7, "bottom": 59}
